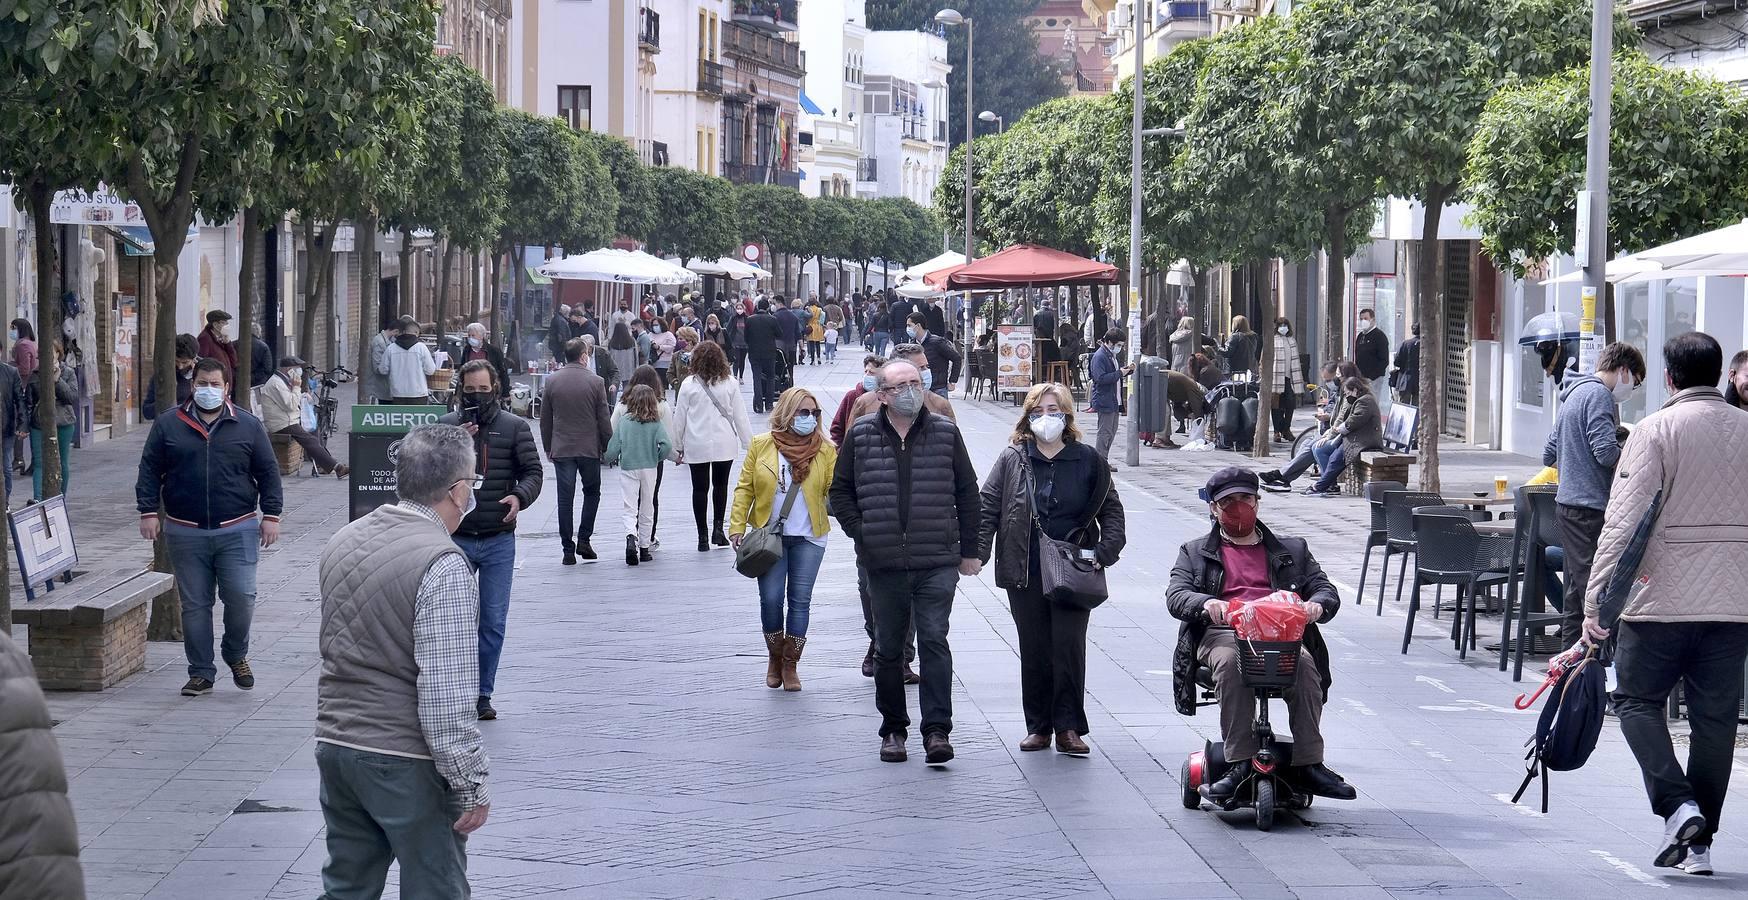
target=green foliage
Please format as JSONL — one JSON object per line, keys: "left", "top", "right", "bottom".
{"left": 871, "top": 197, "right": 941, "bottom": 267}
{"left": 497, "top": 110, "right": 614, "bottom": 252}
{"left": 1466, "top": 52, "right": 1748, "bottom": 274}
{"left": 798, "top": 194, "right": 854, "bottom": 264}
{"left": 576, "top": 131, "right": 652, "bottom": 241}
{"left": 736, "top": 183, "right": 811, "bottom": 256}
{"left": 1095, "top": 38, "right": 1213, "bottom": 266}
{"left": 399, "top": 56, "right": 508, "bottom": 250}
{"left": 865, "top": 0, "right": 1066, "bottom": 147}
{"left": 642, "top": 166, "right": 737, "bottom": 264}
{"left": 974, "top": 96, "right": 1118, "bottom": 256}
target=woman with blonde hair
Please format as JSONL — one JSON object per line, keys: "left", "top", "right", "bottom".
{"left": 729, "top": 386, "right": 837, "bottom": 691}
{"left": 1169, "top": 316, "right": 1198, "bottom": 372}
{"left": 976, "top": 382, "right": 1126, "bottom": 754}
{"left": 1224, "top": 315, "right": 1258, "bottom": 377}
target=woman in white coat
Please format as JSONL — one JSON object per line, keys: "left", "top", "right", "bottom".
{"left": 671, "top": 341, "right": 753, "bottom": 551}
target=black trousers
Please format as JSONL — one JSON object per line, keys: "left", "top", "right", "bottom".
{"left": 650, "top": 461, "right": 664, "bottom": 536}
{"left": 1556, "top": 503, "right": 1607, "bottom": 646}
{"left": 1270, "top": 379, "right": 1297, "bottom": 437}
{"left": 750, "top": 355, "right": 777, "bottom": 411}
{"left": 731, "top": 347, "right": 748, "bottom": 380}
{"left": 858, "top": 563, "right": 915, "bottom": 662}
{"left": 1614, "top": 621, "right": 1748, "bottom": 847}
{"left": 1007, "top": 580, "right": 1091, "bottom": 736}
{"left": 867, "top": 565, "right": 958, "bottom": 738}
{"left": 688, "top": 460, "right": 732, "bottom": 536}
{"left": 553, "top": 457, "right": 602, "bottom": 549}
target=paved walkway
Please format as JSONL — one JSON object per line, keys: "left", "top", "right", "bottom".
{"left": 16, "top": 356, "right": 1748, "bottom": 899}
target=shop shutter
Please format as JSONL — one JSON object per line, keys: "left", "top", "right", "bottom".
{"left": 1443, "top": 241, "right": 1470, "bottom": 440}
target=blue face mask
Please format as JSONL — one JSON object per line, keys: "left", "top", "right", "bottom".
{"left": 193, "top": 386, "right": 226, "bottom": 411}
{"left": 862, "top": 374, "right": 878, "bottom": 393}
{"left": 791, "top": 414, "right": 818, "bottom": 436}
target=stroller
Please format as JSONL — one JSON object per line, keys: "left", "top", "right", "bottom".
{"left": 1180, "top": 593, "right": 1340, "bottom": 830}
{"left": 1207, "top": 380, "right": 1260, "bottom": 452}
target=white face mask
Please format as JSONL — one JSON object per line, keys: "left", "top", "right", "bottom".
{"left": 1277, "top": 326, "right": 1290, "bottom": 336}
{"left": 1359, "top": 319, "right": 1374, "bottom": 332}
{"left": 1612, "top": 372, "right": 1636, "bottom": 403}
{"left": 1029, "top": 413, "right": 1066, "bottom": 443}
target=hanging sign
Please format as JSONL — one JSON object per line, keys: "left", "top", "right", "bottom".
{"left": 50, "top": 185, "right": 146, "bottom": 226}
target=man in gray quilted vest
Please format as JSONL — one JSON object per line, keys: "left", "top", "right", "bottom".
{"left": 831, "top": 359, "right": 982, "bottom": 767}
{"left": 314, "top": 424, "right": 490, "bottom": 897}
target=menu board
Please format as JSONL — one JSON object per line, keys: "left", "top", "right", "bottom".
{"left": 995, "top": 325, "right": 1034, "bottom": 395}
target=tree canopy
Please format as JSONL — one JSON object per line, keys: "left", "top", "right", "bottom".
{"left": 642, "top": 166, "right": 737, "bottom": 264}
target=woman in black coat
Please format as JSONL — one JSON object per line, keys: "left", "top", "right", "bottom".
{"left": 977, "top": 382, "right": 1125, "bottom": 755}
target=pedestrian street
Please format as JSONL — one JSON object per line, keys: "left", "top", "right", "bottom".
{"left": 35, "top": 353, "right": 1748, "bottom": 900}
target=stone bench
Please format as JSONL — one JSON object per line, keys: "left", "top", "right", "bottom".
{"left": 14, "top": 568, "right": 176, "bottom": 691}
{"left": 271, "top": 432, "right": 305, "bottom": 475}
{"left": 1343, "top": 450, "right": 1414, "bottom": 495}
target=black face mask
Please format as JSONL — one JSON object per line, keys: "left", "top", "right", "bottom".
{"left": 461, "top": 391, "right": 498, "bottom": 422}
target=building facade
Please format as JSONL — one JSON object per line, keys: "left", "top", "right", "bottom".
{"left": 861, "top": 29, "right": 950, "bottom": 207}
{"left": 796, "top": 0, "right": 867, "bottom": 198}
{"left": 720, "top": 1, "right": 805, "bottom": 191}
{"left": 649, "top": 0, "right": 730, "bottom": 175}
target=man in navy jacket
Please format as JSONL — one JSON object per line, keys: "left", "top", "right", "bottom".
{"left": 137, "top": 359, "right": 283, "bottom": 698}
{"left": 1089, "top": 328, "right": 1133, "bottom": 461}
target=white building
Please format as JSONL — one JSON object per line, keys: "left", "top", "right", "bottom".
{"left": 796, "top": 0, "right": 867, "bottom": 198}
{"left": 862, "top": 29, "right": 951, "bottom": 206}
{"left": 508, "top": 0, "right": 646, "bottom": 151}
{"left": 649, "top": 0, "right": 729, "bottom": 175}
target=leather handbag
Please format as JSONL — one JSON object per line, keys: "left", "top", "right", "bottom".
{"left": 1023, "top": 454, "right": 1109, "bottom": 610}
{"left": 734, "top": 472, "right": 803, "bottom": 578}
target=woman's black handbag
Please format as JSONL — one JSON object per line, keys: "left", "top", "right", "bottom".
{"left": 734, "top": 479, "right": 802, "bottom": 578}
{"left": 1023, "top": 454, "right": 1109, "bottom": 610}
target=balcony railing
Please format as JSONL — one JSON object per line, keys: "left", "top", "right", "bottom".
{"left": 724, "top": 161, "right": 801, "bottom": 189}
{"left": 639, "top": 7, "right": 660, "bottom": 51}
{"left": 857, "top": 158, "right": 878, "bottom": 182}
{"left": 722, "top": 22, "right": 804, "bottom": 75}
{"left": 1161, "top": 1, "right": 1210, "bottom": 20}
{"left": 698, "top": 59, "right": 725, "bottom": 95}
{"left": 732, "top": 0, "right": 797, "bottom": 33}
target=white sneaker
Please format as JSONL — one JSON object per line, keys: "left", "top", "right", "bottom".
{"left": 1655, "top": 801, "right": 1706, "bottom": 868}
{"left": 1681, "top": 846, "right": 1712, "bottom": 876}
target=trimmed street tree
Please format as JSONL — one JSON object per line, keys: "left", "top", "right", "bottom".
{"left": 1466, "top": 51, "right": 1748, "bottom": 273}
{"left": 641, "top": 167, "right": 736, "bottom": 268}
{"left": 736, "top": 183, "right": 810, "bottom": 290}
{"left": 974, "top": 96, "right": 1117, "bottom": 257}
{"left": 415, "top": 57, "right": 509, "bottom": 342}
{"left": 578, "top": 131, "right": 653, "bottom": 243}
{"left": 495, "top": 110, "right": 609, "bottom": 343}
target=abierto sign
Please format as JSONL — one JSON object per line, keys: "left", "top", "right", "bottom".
{"left": 352, "top": 405, "right": 445, "bottom": 434}
{"left": 349, "top": 405, "right": 448, "bottom": 520}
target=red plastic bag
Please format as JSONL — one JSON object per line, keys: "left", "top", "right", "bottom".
{"left": 1227, "top": 591, "right": 1309, "bottom": 642}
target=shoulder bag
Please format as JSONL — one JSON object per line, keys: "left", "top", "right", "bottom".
{"left": 734, "top": 458, "right": 802, "bottom": 578}
{"left": 1022, "top": 451, "right": 1110, "bottom": 610}
{"left": 700, "top": 380, "right": 743, "bottom": 443}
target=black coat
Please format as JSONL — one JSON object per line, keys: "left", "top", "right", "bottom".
{"left": 1164, "top": 523, "right": 1339, "bottom": 716}
{"left": 920, "top": 332, "right": 962, "bottom": 390}
{"left": 438, "top": 406, "right": 542, "bottom": 537}
{"left": 774, "top": 307, "right": 800, "bottom": 343}
{"left": 1392, "top": 336, "right": 1421, "bottom": 398}
{"left": 444, "top": 339, "right": 514, "bottom": 399}
{"left": 926, "top": 303, "right": 947, "bottom": 338}
{"left": 887, "top": 300, "right": 914, "bottom": 336}
{"left": 744, "top": 313, "right": 782, "bottom": 358}
{"left": 831, "top": 406, "right": 980, "bottom": 572}
{"left": 547, "top": 315, "right": 571, "bottom": 356}
{"left": 249, "top": 336, "right": 274, "bottom": 390}
{"left": 1355, "top": 328, "right": 1390, "bottom": 379}
{"left": 136, "top": 401, "right": 284, "bottom": 529}
{"left": 977, "top": 443, "right": 1126, "bottom": 589}
{"left": 0, "top": 362, "right": 26, "bottom": 436}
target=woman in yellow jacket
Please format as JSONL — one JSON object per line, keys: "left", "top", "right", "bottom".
{"left": 730, "top": 386, "right": 837, "bottom": 692}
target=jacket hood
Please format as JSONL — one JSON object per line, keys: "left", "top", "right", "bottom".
{"left": 1558, "top": 373, "right": 1604, "bottom": 402}
{"left": 394, "top": 333, "right": 422, "bottom": 350}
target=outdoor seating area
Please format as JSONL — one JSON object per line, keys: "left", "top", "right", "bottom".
{"left": 13, "top": 566, "right": 175, "bottom": 691}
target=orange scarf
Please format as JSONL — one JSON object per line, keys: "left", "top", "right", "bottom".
{"left": 769, "top": 428, "right": 822, "bottom": 486}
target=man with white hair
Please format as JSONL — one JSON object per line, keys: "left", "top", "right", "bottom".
{"left": 315, "top": 423, "right": 490, "bottom": 896}
{"left": 449, "top": 322, "right": 511, "bottom": 399}
{"left": 547, "top": 304, "right": 572, "bottom": 362}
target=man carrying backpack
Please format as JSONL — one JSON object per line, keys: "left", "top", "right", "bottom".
{"left": 1584, "top": 332, "right": 1748, "bottom": 876}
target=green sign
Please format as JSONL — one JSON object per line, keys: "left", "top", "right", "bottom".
{"left": 351, "top": 405, "right": 448, "bottom": 434}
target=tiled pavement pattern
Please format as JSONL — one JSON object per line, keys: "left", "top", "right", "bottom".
{"left": 14, "top": 356, "right": 1747, "bottom": 899}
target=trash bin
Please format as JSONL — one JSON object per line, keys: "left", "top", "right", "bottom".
{"left": 1135, "top": 357, "right": 1169, "bottom": 434}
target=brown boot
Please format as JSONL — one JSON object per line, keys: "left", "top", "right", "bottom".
{"left": 781, "top": 634, "right": 806, "bottom": 692}
{"left": 763, "top": 632, "right": 785, "bottom": 689}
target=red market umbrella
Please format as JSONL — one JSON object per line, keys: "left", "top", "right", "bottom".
{"left": 932, "top": 244, "right": 1119, "bottom": 290}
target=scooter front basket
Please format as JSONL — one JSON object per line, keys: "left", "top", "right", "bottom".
{"left": 1238, "top": 639, "right": 1300, "bottom": 688}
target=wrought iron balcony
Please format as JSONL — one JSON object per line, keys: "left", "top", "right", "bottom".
{"left": 732, "top": 0, "right": 797, "bottom": 33}
{"left": 724, "top": 162, "right": 801, "bottom": 189}
{"left": 639, "top": 7, "right": 660, "bottom": 51}
{"left": 722, "top": 22, "right": 804, "bottom": 76}
{"left": 698, "top": 59, "right": 725, "bottom": 95}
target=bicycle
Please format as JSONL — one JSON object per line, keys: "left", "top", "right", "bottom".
{"left": 312, "top": 365, "right": 353, "bottom": 449}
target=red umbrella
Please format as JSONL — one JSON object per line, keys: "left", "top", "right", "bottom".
{"left": 932, "top": 244, "right": 1120, "bottom": 290}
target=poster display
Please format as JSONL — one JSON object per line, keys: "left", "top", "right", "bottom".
{"left": 349, "top": 405, "right": 447, "bottom": 520}
{"left": 115, "top": 300, "right": 138, "bottom": 412}
{"left": 995, "top": 325, "right": 1034, "bottom": 395}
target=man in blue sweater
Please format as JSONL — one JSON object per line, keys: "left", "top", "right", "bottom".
{"left": 1543, "top": 341, "right": 1645, "bottom": 646}
{"left": 1088, "top": 329, "right": 1134, "bottom": 461}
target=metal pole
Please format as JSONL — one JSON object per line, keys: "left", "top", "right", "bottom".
{"left": 1124, "top": 14, "right": 1144, "bottom": 467}
{"left": 962, "top": 19, "right": 976, "bottom": 393}
{"left": 1578, "top": 0, "right": 1613, "bottom": 375}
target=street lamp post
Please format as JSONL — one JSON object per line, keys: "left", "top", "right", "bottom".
{"left": 936, "top": 8, "right": 975, "bottom": 392}
{"left": 977, "top": 110, "right": 1004, "bottom": 133}
{"left": 1577, "top": 0, "right": 1613, "bottom": 374}
{"left": 1125, "top": 6, "right": 1146, "bottom": 467}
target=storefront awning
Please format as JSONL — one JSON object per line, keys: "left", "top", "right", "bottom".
{"left": 799, "top": 91, "right": 824, "bottom": 116}
{"left": 525, "top": 266, "right": 552, "bottom": 286}
{"left": 104, "top": 224, "right": 197, "bottom": 257}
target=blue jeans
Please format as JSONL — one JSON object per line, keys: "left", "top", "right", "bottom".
{"left": 1311, "top": 443, "right": 1348, "bottom": 492}
{"left": 2, "top": 435, "right": 13, "bottom": 498}
{"left": 757, "top": 537, "right": 826, "bottom": 637}
{"left": 453, "top": 531, "right": 516, "bottom": 699}
{"left": 315, "top": 742, "right": 469, "bottom": 900}
{"left": 166, "top": 519, "right": 261, "bottom": 680}
{"left": 30, "top": 423, "right": 74, "bottom": 501}
{"left": 871, "top": 331, "right": 889, "bottom": 356}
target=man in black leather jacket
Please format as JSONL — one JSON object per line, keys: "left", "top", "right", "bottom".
{"left": 1166, "top": 467, "right": 1355, "bottom": 802}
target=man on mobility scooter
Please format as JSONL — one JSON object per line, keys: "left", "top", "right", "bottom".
{"left": 1167, "top": 467, "right": 1356, "bottom": 804}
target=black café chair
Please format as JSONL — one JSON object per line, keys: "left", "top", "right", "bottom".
{"left": 1500, "top": 486, "right": 1565, "bottom": 680}
{"left": 1401, "top": 507, "right": 1515, "bottom": 659}
{"left": 1381, "top": 490, "right": 1446, "bottom": 614}
{"left": 1357, "top": 480, "right": 1405, "bottom": 611}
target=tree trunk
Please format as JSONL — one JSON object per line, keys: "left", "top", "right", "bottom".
{"left": 300, "top": 220, "right": 336, "bottom": 361}
{"left": 356, "top": 213, "right": 380, "bottom": 386}
{"left": 25, "top": 184, "right": 64, "bottom": 501}
{"left": 323, "top": 247, "right": 338, "bottom": 371}
{"left": 146, "top": 244, "right": 185, "bottom": 642}
{"left": 489, "top": 246, "right": 504, "bottom": 345}
{"left": 1322, "top": 205, "right": 1348, "bottom": 369}
{"left": 435, "top": 241, "right": 457, "bottom": 343}
{"left": 511, "top": 246, "right": 528, "bottom": 368}
{"left": 236, "top": 206, "right": 261, "bottom": 395}
{"left": 398, "top": 235, "right": 414, "bottom": 324}
{"left": 1252, "top": 260, "right": 1278, "bottom": 459}
{"left": 1415, "top": 185, "right": 1454, "bottom": 494}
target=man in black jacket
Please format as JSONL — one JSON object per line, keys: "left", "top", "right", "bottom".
{"left": 445, "top": 323, "right": 513, "bottom": 400}
{"left": 547, "top": 304, "right": 572, "bottom": 363}
{"left": 136, "top": 359, "right": 283, "bottom": 698}
{"left": 439, "top": 360, "right": 543, "bottom": 721}
{"left": 1354, "top": 308, "right": 1391, "bottom": 415}
{"left": 831, "top": 359, "right": 981, "bottom": 767}
{"left": 744, "top": 300, "right": 783, "bottom": 414}
{"left": 1165, "top": 467, "right": 1354, "bottom": 802}
{"left": 1391, "top": 322, "right": 1421, "bottom": 405}
{"left": 906, "top": 312, "right": 962, "bottom": 397}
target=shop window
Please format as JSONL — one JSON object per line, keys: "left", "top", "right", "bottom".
{"left": 1617, "top": 283, "right": 1651, "bottom": 423}
{"left": 1517, "top": 278, "right": 1547, "bottom": 407}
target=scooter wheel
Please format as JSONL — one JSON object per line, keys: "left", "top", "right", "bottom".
{"left": 1254, "top": 779, "right": 1276, "bottom": 831}
{"left": 1179, "top": 760, "right": 1201, "bottom": 810}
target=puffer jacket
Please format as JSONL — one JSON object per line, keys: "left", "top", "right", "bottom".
{"left": 438, "top": 405, "right": 542, "bottom": 537}
{"left": 1164, "top": 523, "right": 1338, "bottom": 716}
{"left": 1328, "top": 390, "right": 1384, "bottom": 460}
{"left": 0, "top": 632, "right": 86, "bottom": 898}
{"left": 830, "top": 406, "right": 980, "bottom": 572}
{"left": 1587, "top": 388, "right": 1748, "bottom": 623}
{"left": 976, "top": 443, "right": 1126, "bottom": 589}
